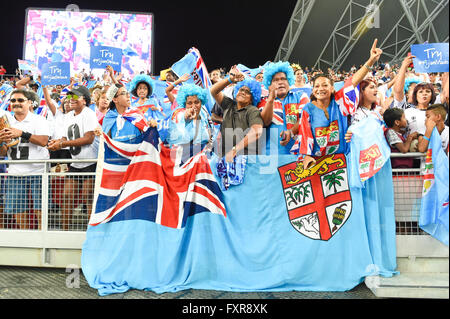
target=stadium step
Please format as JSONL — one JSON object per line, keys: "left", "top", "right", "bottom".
{"left": 366, "top": 235, "right": 449, "bottom": 299}
{"left": 366, "top": 271, "right": 449, "bottom": 299}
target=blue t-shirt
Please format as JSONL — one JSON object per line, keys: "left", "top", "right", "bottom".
{"left": 299, "top": 100, "right": 350, "bottom": 156}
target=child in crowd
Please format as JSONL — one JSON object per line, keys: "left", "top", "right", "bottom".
{"left": 383, "top": 107, "right": 418, "bottom": 168}
{"left": 417, "top": 104, "right": 449, "bottom": 154}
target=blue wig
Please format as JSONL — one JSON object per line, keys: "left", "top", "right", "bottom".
{"left": 404, "top": 77, "right": 421, "bottom": 93}
{"left": 176, "top": 84, "right": 208, "bottom": 108}
{"left": 233, "top": 79, "right": 262, "bottom": 105}
{"left": 130, "top": 74, "right": 155, "bottom": 97}
{"left": 262, "top": 61, "right": 295, "bottom": 89}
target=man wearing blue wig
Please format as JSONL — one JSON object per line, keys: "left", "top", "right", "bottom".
{"left": 210, "top": 66, "right": 264, "bottom": 162}
{"left": 258, "top": 61, "right": 310, "bottom": 155}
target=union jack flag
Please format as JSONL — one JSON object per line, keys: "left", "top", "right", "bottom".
{"left": 334, "top": 78, "right": 360, "bottom": 117}
{"left": 122, "top": 107, "right": 149, "bottom": 132}
{"left": 35, "top": 85, "right": 48, "bottom": 118}
{"left": 89, "top": 127, "right": 227, "bottom": 229}
{"left": 257, "top": 91, "right": 309, "bottom": 127}
{"left": 290, "top": 110, "right": 314, "bottom": 155}
{"left": 235, "top": 64, "right": 252, "bottom": 78}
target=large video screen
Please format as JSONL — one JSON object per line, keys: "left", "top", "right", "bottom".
{"left": 24, "top": 8, "right": 153, "bottom": 79}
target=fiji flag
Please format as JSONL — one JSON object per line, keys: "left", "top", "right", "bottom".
{"left": 89, "top": 127, "right": 226, "bottom": 229}
{"left": 152, "top": 79, "right": 177, "bottom": 113}
{"left": 236, "top": 63, "right": 267, "bottom": 79}
{"left": 171, "top": 47, "right": 215, "bottom": 113}
{"left": 419, "top": 128, "right": 449, "bottom": 246}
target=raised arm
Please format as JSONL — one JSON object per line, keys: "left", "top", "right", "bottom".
{"left": 42, "top": 86, "right": 59, "bottom": 116}
{"left": 259, "top": 83, "right": 277, "bottom": 127}
{"left": 351, "top": 38, "right": 383, "bottom": 87}
{"left": 393, "top": 55, "right": 415, "bottom": 102}
{"left": 210, "top": 66, "right": 243, "bottom": 106}
{"left": 165, "top": 73, "right": 190, "bottom": 103}
{"left": 440, "top": 72, "right": 449, "bottom": 104}
{"left": 15, "top": 75, "right": 32, "bottom": 89}
{"left": 106, "top": 66, "right": 118, "bottom": 85}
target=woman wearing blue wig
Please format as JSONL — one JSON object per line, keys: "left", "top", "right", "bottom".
{"left": 166, "top": 83, "right": 212, "bottom": 147}
{"left": 129, "top": 73, "right": 166, "bottom": 121}
{"left": 210, "top": 66, "right": 264, "bottom": 162}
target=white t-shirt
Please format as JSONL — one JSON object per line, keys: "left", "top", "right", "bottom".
{"left": 7, "top": 112, "right": 50, "bottom": 174}
{"left": 49, "top": 108, "right": 71, "bottom": 140}
{"left": 393, "top": 96, "right": 429, "bottom": 135}
{"left": 63, "top": 107, "right": 99, "bottom": 168}
{"left": 404, "top": 107, "right": 427, "bottom": 135}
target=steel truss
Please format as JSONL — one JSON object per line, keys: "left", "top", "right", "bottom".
{"left": 275, "top": 0, "right": 449, "bottom": 71}
{"left": 274, "top": 0, "right": 316, "bottom": 62}
{"left": 379, "top": 0, "right": 449, "bottom": 66}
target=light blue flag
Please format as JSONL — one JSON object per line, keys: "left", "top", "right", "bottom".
{"left": 170, "top": 48, "right": 215, "bottom": 113}
{"left": 419, "top": 128, "right": 449, "bottom": 246}
{"left": 152, "top": 79, "right": 173, "bottom": 114}
{"left": 85, "top": 80, "right": 97, "bottom": 89}
{"left": 82, "top": 150, "right": 398, "bottom": 295}
{"left": 236, "top": 62, "right": 271, "bottom": 78}
{"left": 347, "top": 117, "right": 398, "bottom": 275}
{"left": 348, "top": 116, "right": 391, "bottom": 188}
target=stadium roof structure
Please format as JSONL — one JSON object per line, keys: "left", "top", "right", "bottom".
{"left": 275, "top": 0, "right": 449, "bottom": 71}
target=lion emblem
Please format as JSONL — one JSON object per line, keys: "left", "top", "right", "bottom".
{"left": 284, "top": 155, "right": 345, "bottom": 185}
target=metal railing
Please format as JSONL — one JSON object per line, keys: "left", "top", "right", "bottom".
{"left": 390, "top": 152, "right": 427, "bottom": 235}
{"left": 0, "top": 159, "right": 97, "bottom": 233}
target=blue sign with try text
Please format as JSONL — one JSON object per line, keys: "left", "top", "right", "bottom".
{"left": 90, "top": 45, "right": 123, "bottom": 72}
{"left": 411, "top": 43, "right": 449, "bottom": 73}
{"left": 41, "top": 62, "right": 71, "bottom": 86}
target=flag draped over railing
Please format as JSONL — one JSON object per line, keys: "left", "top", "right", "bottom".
{"left": 419, "top": 128, "right": 449, "bottom": 246}
{"left": 89, "top": 127, "right": 226, "bottom": 229}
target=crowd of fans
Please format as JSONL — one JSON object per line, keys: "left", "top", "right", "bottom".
{"left": 0, "top": 40, "right": 448, "bottom": 230}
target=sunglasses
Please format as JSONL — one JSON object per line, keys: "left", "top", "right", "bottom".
{"left": 66, "top": 94, "right": 80, "bottom": 100}
{"left": 10, "top": 98, "right": 28, "bottom": 103}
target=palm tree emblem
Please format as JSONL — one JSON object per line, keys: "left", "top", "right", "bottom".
{"left": 285, "top": 184, "right": 312, "bottom": 207}
{"left": 323, "top": 169, "right": 345, "bottom": 194}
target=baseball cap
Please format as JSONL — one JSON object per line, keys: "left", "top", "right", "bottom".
{"left": 68, "top": 86, "right": 91, "bottom": 105}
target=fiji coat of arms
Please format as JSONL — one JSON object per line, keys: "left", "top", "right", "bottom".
{"left": 278, "top": 154, "right": 352, "bottom": 241}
